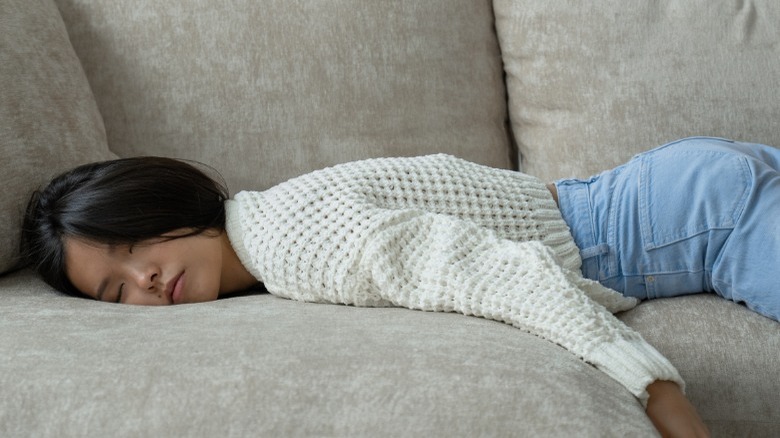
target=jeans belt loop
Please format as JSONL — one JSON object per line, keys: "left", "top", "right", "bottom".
{"left": 579, "top": 243, "right": 609, "bottom": 260}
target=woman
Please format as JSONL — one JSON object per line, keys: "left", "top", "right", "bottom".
{"left": 27, "top": 137, "right": 774, "bottom": 436}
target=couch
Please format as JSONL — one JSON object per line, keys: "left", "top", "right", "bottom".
{"left": 2, "top": 0, "right": 779, "bottom": 436}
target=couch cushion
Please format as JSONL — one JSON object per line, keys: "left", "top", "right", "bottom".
{"left": 619, "top": 295, "right": 780, "bottom": 436}
{"left": 5, "top": 271, "right": 779, "bottom": 436}
{"left": 494, "top": 0, "right": 780, "bottom": 180}
{"left": 54, "top": 0, "right": 513, "bottom": 193}
{"left": 0, "top": 0, "right": 115, "bottom": 274}
{"left": 0, "top": 271, "right": 657, "bottom": 437}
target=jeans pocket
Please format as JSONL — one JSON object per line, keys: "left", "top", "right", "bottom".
{"left": 638, "top": 149, "right": 751, "bottom": 251}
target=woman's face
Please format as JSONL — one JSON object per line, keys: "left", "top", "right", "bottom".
{"left": 64, "top": 230, "right": 224, "bottom": 305}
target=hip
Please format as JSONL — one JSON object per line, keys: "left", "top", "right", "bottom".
{"left": 555, "top": 137, "right": 756, "bottom": 300}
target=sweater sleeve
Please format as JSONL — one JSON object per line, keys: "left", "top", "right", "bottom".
{"left": 360, "top": 211, "right": 684, "bottom": 406}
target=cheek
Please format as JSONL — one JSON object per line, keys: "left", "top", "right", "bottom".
{"left": 65, "top": 267, "right": 94, "bottom": 298}
{"left": 187, "top": 261, "right": 222, "bottom": 302}
{"left": 184, "top": 239, "right": 223, "bottom": 290}
{"left": 192, "top": 241, "right": 222, "bottom": 269}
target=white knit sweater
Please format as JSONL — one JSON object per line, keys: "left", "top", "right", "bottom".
{"left": 225, "top": 154, "right": 684, "bottom": 405}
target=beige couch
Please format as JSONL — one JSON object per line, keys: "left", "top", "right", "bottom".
{"left": 2, "top": 0, "right": 779, "bottom": 436}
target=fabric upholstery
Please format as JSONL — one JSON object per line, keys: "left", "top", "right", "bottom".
{"left": 621, "top": 295, "right": 780, "bottom": 435}
{"left": 494, "top": 0, "right": 780, "bottom": 180}
{"left": 54, "top": 0, "right": 513, "bottom": 193}
{"left": 2, "top": 1, "right": 779, "bottom": 436}
{"left": 3, "top": 270, "right": 778, "bottom": 436}
{"left": 0, "top": 0, "right": 114, "bottom": 274}
{"left": 0, "top": 270, "right": 657, "bottom": 437}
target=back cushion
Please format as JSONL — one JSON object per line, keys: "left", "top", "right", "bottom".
{"left": 0, "top": 0, "right": 115, "bottom": 274}
{"left": 55, "top": 0, "right": 512, "bottom": 193}
{"left": 494, "top": 0, "right": 780, "bottom": 180}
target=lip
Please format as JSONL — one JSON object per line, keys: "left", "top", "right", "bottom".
{"left": 166, "top": 272, "right": 185, "bottom": 305}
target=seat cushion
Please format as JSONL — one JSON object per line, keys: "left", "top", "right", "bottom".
{"left": 618, "top": 294, "right": 780, "bottom": 435}
{"left": 3, "top": 272, "right": 778, "bottom": 435}
{"left": 0, "top": 271, "right": 657, "bottom": 437}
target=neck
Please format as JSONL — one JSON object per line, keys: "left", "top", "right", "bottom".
{"left": 218, "top": 232, "right": 260, "bottom": 295}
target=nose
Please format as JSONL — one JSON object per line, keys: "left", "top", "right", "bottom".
{"left": 128, "top": 264, "right": 161, "bottom": 292}
{"left": 121, "top": 264, "right": 167, "bottom": 305}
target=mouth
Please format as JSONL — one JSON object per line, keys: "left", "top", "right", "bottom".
{"left": 166, "top": 272, "right": 186, "bottom": 305}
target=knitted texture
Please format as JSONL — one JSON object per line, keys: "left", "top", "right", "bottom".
{"left": 225, "top": 154, "right": 684, "bottom": 404}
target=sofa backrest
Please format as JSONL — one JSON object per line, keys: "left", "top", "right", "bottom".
{"left": 53, "top": 0, "right": 513, "bottom": 194}
{"left": 494, "top": 0, "right": 780, "bottom": 181}
{"left": 0, "top": 0, "right": 115, "bottom": 274}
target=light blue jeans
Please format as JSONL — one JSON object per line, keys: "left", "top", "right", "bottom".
{"left": 556, "top": 137, "right": 780, "bottom": 321}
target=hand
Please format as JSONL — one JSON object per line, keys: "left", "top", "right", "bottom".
{"left": 645, "top": 380, "right": 710, "bottom": 437}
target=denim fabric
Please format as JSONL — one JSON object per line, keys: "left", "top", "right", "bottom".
{"left": 556, "top": 137, "right": 780, "bottom": 321}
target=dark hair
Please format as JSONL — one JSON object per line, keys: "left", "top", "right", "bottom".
{"left": 20, "top": 157, "right": 228, "bottom": 296}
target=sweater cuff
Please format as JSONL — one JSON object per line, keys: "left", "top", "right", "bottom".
{"left": 587, "top": 336, "right": 685, "bottom": 407}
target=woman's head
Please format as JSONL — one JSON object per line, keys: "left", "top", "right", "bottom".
{"left": 21, "top": 157, "right": 229, "bottom": 299}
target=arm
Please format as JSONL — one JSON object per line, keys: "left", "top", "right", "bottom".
{"left": 360, "top": 211, "right": 684, "bottom": 405}
{"left": 646, "top": 381, "right": 710, "bottom": 437}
